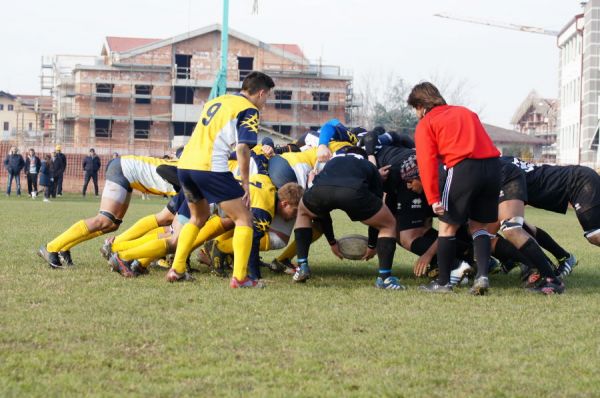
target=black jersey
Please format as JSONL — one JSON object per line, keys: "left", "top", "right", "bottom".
{"left": 505, "top": 157, "right": 574, "bottom": 213}
{"left": 312, "top": 154, "right": 383, "bottom": 196}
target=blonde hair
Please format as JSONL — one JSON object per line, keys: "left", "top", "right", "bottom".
{"left": 277, "top": 183, "right": 304, "bottom": 206}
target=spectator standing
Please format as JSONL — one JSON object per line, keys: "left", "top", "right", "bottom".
{"left": 39, "top": 154, "right": 54, "bottom": 202}
{"left": 82, "top": 148, "right": 101, "bottom": 196}
{"left": 24, "top": 148, "right": 41, "bottom": 198}
{"left": 52, "top": 145, "right": 67, "bottom": 197}
{"left": 4, "top": 146, "right": 25, "bottom": 196}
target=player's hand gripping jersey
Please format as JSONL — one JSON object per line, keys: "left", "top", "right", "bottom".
{"left": 178, "top": 94, "right": 259, "bottom": 172}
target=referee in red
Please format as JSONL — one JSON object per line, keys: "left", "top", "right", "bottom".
{"left": 408, "top": 82, "right": 500, "bottom": 295}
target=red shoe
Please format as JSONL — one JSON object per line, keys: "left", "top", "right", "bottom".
{"left": 230, "top": 276, "right": 265, "bottom": 289}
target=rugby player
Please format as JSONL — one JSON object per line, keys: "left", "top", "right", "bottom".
{"left": 170, "top": 71, "right": 275, "bottom": 288}
{"left": 292, "top": 146, "right": 406, "bottom": 290}
{"left": 38, "top": 155, "right": 177, "bottom": 268}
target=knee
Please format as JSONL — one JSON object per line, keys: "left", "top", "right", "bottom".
{"left": 586, "top": 233, "right": 600, "bottom": 247}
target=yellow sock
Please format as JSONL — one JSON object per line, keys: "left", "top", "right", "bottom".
{"left": 120, "top": 238, "right": 169, "bottom": 262}
{"left": 47, "top": 220, "right": 90, "bottom": 252}
{"left": 172, "top": 223, "right": 200, "bottom": 274}
{"left": 216, "top": 236, "right": 234, "bottom": 253}
{"left": 277, "top": 240, "right": 297, "bottom": 262}
{"left": 62, "top": 231, "right": 103, "bottom": 251}
{"left": 232, "top": 225, "right": 253, "bottom": 281}
{"left": 113, "top": 215, "right": 159, "bottom": 245}
{"left": 191, "top": 216, "right": 227, "bottom": 250}
{"left": 276, "top": 228, "right": 322, "bottom": 262}
{"left": 112, "top": 227, "right": 164, "bottom": 252}
{"left": 138, "top": 258, "right": 152, "bottom": 268}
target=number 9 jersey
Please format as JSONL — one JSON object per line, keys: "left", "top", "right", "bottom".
{"left": 178, "top": 94, "right": 259, "bottom": 172}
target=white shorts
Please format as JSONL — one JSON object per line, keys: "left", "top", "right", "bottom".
{"left": 102, "top": 180, "right": 129, "bottom": 204}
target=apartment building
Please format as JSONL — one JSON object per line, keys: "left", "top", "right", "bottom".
{"left": 42, "top": 25, "right": 357, "bottom": 153}
{"left": 511, "top": 90, "right": 558, "bottom": 163}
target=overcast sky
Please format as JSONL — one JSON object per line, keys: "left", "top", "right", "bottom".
{"left": 0, "top": 0, "right": 583, "bottom": 127}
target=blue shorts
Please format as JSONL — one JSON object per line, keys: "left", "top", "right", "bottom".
{"left": 166, "top": 191, "right": 186, "bottom": 215}
{"left": 178, "top": 169, "right": 244, "bottom": 204}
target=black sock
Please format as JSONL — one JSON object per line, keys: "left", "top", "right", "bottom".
{"left": 472, "top": 230, "right": 491, "bottom": 279}
{"left": 520, "top": 238, "right": 556, "bottom": 278}
{"left": 436, "top": 236, "right": 456, "bottom": 285}
{"left": 294, "top": 227, "right": 313, "bottom": 265}
{"left": 410, "top": 229, "right": 437, "bottom": 255}
{"left": 532, "top": 227, "right": 569, "bottom": 261}
{"left": 377, "top": 237, "right": 396, "bottom": 279}
{"left": 493, "top": 235, "right": 532, "bottom": 271}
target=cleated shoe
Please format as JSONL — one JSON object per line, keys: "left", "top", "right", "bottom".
{"left": 556, "top": 253, "right": 578, "bottom": 279}
{"left": 130, "top": 260, "right": 149, "bottom": 277}
{"left": 100, "top": 237, "right": 115, "bottom": 260}
{"left": 470, "top": 276, "right": 490, "bottom": 296}
{"left": 418, "top": 280, "right": 453, "bottom": 293}
{"left": 450, "top": 261, "right": 474, "bottom": 286}
{"left": 230, "top": 276, "right": 265, "bottom": 288}
{"left": 109, "top": 254, "right": 134, "bottom": 278}
{"left": 165, "top": 268, "right": 194, "bottom": 282}
{"left": 292, "top": 263, "right": 311, "bottom": 283}
{"left": 528, "top": 277, "right": 565, "bottom": 295}
{"left": 523, "top": 270, "right": 541, "bottom": 288}
{"left": 487, "top": 257, "right": 501, "bottom": 275}
{"left": 375, "top": 276, "right": 406, "bottom": 290}
{"left": 38, "top": 245, "right": 63, "bottom": 269}
{"left": 59, "top": 250, "right": 74, "bottom": 266}
{"left": 210, "top": 243, "right": 233, "bottom": 277}
{"left": 270, "top": 258, "right": 297, "bottom": 274}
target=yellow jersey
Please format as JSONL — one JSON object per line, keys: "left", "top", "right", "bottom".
{"left": 119, "top": 155, "right": 178, "bottom": 196}
{"left": 178, "top": 94, "right": 259, "bottom": 172}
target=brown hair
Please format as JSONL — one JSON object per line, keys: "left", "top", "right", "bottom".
{"left": 241, "top": 71, "right": 275, "bottom": 95}
{"left": 407, "top": 82, "right": 447, "bottom": 112}
{"left": 277, "top": 183, "right": 304, "bottom": 207}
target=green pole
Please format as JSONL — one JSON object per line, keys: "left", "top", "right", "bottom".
{"left": 209, "top": 0, "right": 229, "bottom": 99}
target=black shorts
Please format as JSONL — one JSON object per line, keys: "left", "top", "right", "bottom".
{"left": 395, "top": 188, "right": 434, "bottom": 231}
{"left": 570, "top": 166, "right": 600, "bottom": 214}
{"left": 303, "top": 185, "right": 382, "bottom": 221}
{"left": 499, "top": 163, "right": 527, "bottom": 203}
{"left": 440, "top": 158, "right": 501, "bottom": 225}
{"left": 105, "top": 158, "right": 132, "bottom": 192}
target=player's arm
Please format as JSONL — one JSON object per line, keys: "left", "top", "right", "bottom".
{"left": 414, "top": 121, "right": 441, "bottom": 207}
{"left": 236, "top": 108, "right": 259, "bottom": 206}
{"left": 315, "top": 214, "right": 343, "bottom": 259}
{"left": 236, "top": 143, "right": 251, "bottom": 207}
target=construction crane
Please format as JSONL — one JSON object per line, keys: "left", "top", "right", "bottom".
{"left": 434, "top": 13, "right": 559, "bottom": 37}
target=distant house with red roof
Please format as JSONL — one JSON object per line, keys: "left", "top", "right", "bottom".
{"left": 41, "top": 25, "right": 357, "bottom": 151}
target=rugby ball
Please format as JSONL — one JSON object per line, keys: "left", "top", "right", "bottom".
{"left": 337, "top": 234, "right": 369, "bottom": 260}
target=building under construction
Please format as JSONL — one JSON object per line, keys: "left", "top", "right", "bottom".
{"left": 40, "top": 24, "right": 359, "bottom": 155}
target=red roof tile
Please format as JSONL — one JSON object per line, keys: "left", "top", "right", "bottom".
{"left": 106, "top": 36, "right": 162, "bottom": 53}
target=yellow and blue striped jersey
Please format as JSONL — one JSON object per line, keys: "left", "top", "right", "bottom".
{"left": 178, "top": 94, "right": 259, "bottom": 172}
{"left": 120, "top": 155, "right": 178, "bottom": 196}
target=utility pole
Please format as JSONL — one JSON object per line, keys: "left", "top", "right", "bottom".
{"left": 209, "top": 0, "right": 230, "bottom": 99}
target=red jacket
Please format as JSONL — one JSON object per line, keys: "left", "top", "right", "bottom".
{"left": 415, "top": 105, "right": 500, "bottom": 205}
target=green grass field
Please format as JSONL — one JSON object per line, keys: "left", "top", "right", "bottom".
{"left": 1, "top": 194, "right": 599, "bottom": 397}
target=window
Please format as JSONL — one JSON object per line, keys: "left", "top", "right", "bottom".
{"left": 95, "top": 119, "right": 112, "bottom": 138}
{"left": 174, "top": 86, "right": 194, "bottom": 104}
{"left": 28, "top": 122, "right": 33, "bottom": 131}
{"left": 275, "top": 90, "right": 292, "bottom": 109}
{"left": 237, "top": 57, "right": 254, "bottom": 81}
{"left": 96, "top": 84, "right": 114, "bottom": 103}
{"left": 309, "top": 125, "right": 320, "bottom": 132}
{"left": 3, "top": 122, "right": 8, "bottom": 131}
{"left": 175, "top": 54, "right": 192, "bottom": 79}
{"left": 173, "top": 121, "right": 195, "bottom": 136}
{"left": 0, "top": 104, "right": 3, "bottom": 110}
{"left": 272, "top": 125, "right": 292, "bottom": 135}
{"left": 135, "top": 85, "right": 152, "bottom": 104}
{"left": 134, "top": 120, "right": 151, "bottom": 139}
{"left": 312, "top": 91, "right": 330, "bottom": 111}
{"left": 7, "top": 104, "right": 13, "bottom": 111}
